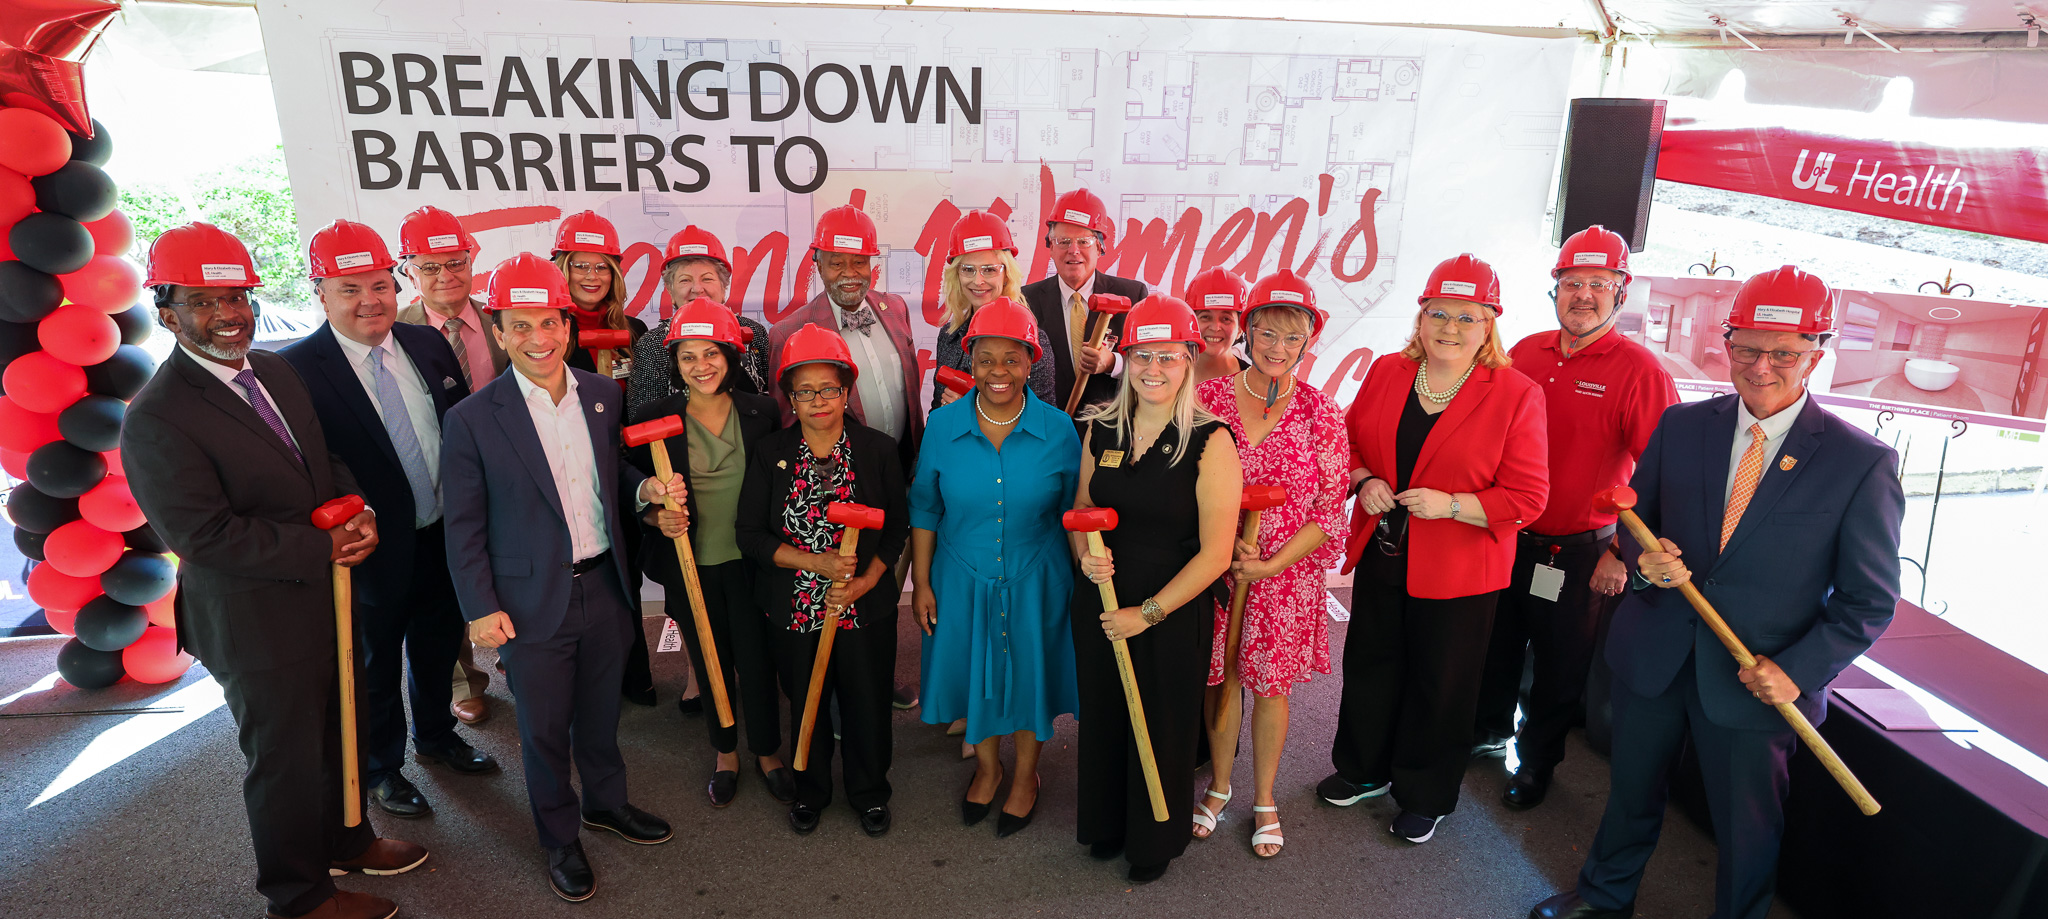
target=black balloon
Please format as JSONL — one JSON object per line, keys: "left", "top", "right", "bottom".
{"left": 26, "top": 440, "right": 105, "bottom": 498}
{"left": 100, "top": 551, "right": 175, "bottom": 606}
{"left": 14, "top": 526, "right": 47, "bottom": 561}
{"left": 56, "top": 637, "right": 126, "bottom": 688}
{"left": 9, "top": 213, "right": 94, "bottom": 276}
{"left": 57, "top": 394, "right": 125, "bottom": 452}
{"left": 76, "top": 595, "right": 148, "bottom": 651}
{"left": 6, "top": 482, "right": 78, "bottom": 533}
{"left": 31, "top": 162, "right": 118, "bottom": 223}
{"left": 66, "top": 119, "right": 114, "bottom": 167}
{"left": 84, "top": 344, "right": 154, "bottom": 400}
{"left": 0, "top": 260, "right": 63, "bottom": 323}
{"left": 0, "top": 317, "right": 36, "bottom": 365}
{"left": 111, "top": 302, "right": 154, "bottom": 346}
{"left": 124, "top": 522, "right": 169, "bottom": 553}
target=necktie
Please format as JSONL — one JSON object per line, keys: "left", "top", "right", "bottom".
{"left": 368, "top": 347, "right": 439, "bottom": 526}
{"left": 442, "top": 315, "right": 473, "bottom": 389}
{"left": 231, "top": 368, "right": 304, "bottom": 465}
{"left": 1068, "top": 291, "right": 1087, "bottom": 363}
{"left": 842, "top": 304, "right": 877, "bottom": 335}
{"left": 1720, "top": 422, "right": 1767, "bottom": 550}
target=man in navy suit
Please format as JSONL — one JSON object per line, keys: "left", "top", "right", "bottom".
{"left": 1532, "top": 265, "right": 1904, "bottom": 919}
{"left": 440, "top": 252, "right": 683, "bottom": 903}
{"left": 280, "top": 219, "right": 498, "bottom": 821}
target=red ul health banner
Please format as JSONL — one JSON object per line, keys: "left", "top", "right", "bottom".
{"left": 1656, "top": 127, "right": 2048, "bottom": 246}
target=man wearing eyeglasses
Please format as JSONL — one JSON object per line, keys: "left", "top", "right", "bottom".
{"left": 1531, "top": 265, "right": 1902, "bottom": 919}
{"left": 1020, "top": 188, "right": 1149, "bottom": 413}
{"left": 1474, "top": 227, "right": 1676, "bottom": 811}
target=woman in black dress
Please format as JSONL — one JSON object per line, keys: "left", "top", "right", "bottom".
{"left": 1069, "top": 294, "right": 1242, "bottom": 883}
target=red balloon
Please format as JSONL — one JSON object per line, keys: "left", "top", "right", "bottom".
{"left": 37, "top": 304, "right": 119, "bottom": 365}
{"left": 44, "top": 519, "right": 123, "bottom": 576}
{"left": 0, "top": 395, "right": 62, "bottom": 452}
{"left": 77, "top": 475, "right": 143, "bottom": 531}
{"left": 1, "top": 350, "right": 86, "bottom": 412}
{"left": 143, "top": 582, "right": 177, "bottom": 628}
{"left": 59, "top": 254, "right": 140, "bottom": 311}
{"left": 45, "top": 606, "right": 77, "bottom": 635}
{"left": 0, "top": 229, "right": 14, "bottom": 260}
{"left": 83, "top": 209, "right": 131, "bottom": 258}
{"left": 0, "top": 447, "right": 26, "bottom": 479}
{"left": 26, "top": 562, "right": 99, "bottom": 611}
{"left": 99, "top": 446, "right": 121, "bottom": 476}
{"left": 0, "top": 107, "right": 72, "bottom": 176}
{"left": 0, "top": 168, "right": 31, "bottom": 226}
{"left": 122, "top": 626, "right": 193, "bottom": 684}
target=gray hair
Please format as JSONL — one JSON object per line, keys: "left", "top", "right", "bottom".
{"left": 662, "top": 256, "right": 732, "bottom": 291}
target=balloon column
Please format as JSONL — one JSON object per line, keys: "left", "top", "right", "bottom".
{"left": 2, "top": 1, "right": 193, "bottom": 689}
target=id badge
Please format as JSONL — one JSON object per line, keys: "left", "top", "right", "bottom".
{"left": 656, "top": 617, "right": 683, "bottom": 652}
{"left": 1530, "top": 564, "right": 1565, "bottom": 602}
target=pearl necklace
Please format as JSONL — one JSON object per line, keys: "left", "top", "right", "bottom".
{"left": 1240, "top": 369, "right": 1294, "bottom": 418}
{"left": 1413, "top": 358, "right": 1477, "bottom": 405}
{"left": 975, "top": 391, "right": 1023, "bottom": 426}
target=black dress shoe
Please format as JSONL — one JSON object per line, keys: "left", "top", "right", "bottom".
{"left": 961, "top": 796, "right": 991, "bottom": 827}
{"left": 708, "top": 770, "right": 738, "bottom": 807}
{"left": 415, "top": 742, "right": 499, "bottom": 776}
{"left": 859, "top": 805, "right": 891, "bottom": 837}
{"left": 1088, "top": 840, "right": 1124, "bottom": 860}
{"left": 757, "top": 764, "right": 796, "bottom": 804}
{"left": 676, "top": 695, "right": 703, "bottom": 716}
{"left": 1528, "top": 893, "right": 1633, "bottom": 919}
{"left": 369, "top": 774, "right": 431, "bottom": 818}
{"left": 1503, "top": 770, "right": 1551, "bottom": 810}
{"left": 580, "top": 804, "right": 672, "bottom": 844}
{"left": 1128, "top": 861, "right": 1170, "bottom": 884}
{"left": 789, "top": 803, "right": 820, "bottom": 835}
{"left": 546, "top": 840, "right": 595, "bottom": 902}
{"left": 624, "top": 684, "right": 657, "bottom": 707}
{"left": 995, "top": 804, "right": 1035, "bottom": 838}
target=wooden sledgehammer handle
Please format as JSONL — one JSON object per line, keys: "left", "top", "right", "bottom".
{"left": 1084, "top": 531, "right": 1171, "bottom": 822}
{"left": 1063, "top": 312, "right": 1114, "bottom": 416}
{"left": 794, "top": 528, "right": 859, "bottom": 772}
{"left": 1210, "top": 509, "right": 1263, "bottom": 733}
{"left": 648, "top": 441, "right": 735, "bottom": 728}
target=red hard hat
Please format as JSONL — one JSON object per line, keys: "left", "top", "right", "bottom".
{"left": 397, "top": 206, "right": 477, "bottom": 258}
{"left": 811, "top": 205, "right": 880, "bottom": 257}
{"left": 143, "top": 222, "right": 261, "bottom": 288}
{"left": 1047, "top": 189, "right": 1114, "bottom": 249}
{"left": 1186, "top": 266, "right": 1248, "bottom": 314}
{"left": 1245, "top": 268, "right": 1325, "bottom": 335}
{"left": 1419, "top": 253, "right": 1503, "bottom": 312}
{"left": 1554, "top": 224, "right": 1631, "bottom": 283}
{"left": 1727, "top": 265, "right": 1836, "bottom": 336}
{"left": 1117, "top": 294, "right": 1202, "bottom": 353}
{"left": 553, "top": 210, "right": 622, "bottom": 258}
{"left": 663, "top": 296, "right": 744, "bottom": 350}
{"left": 947, "top": 210, "right": 1018, "bottom": 261}
{"left": 662, "top": 225, "right": 729, "bottom": 270}
{"left": 481, "top": 252, "right": 572, "bottom": 312}
{"left": 308, "top": 219, "right": 397, "bottom": 280}
{"left": 777, "top": 322, "right": 861, "bottom": 382}
{"left": 962, "top": 297, "right": 1042, "bottom": 363}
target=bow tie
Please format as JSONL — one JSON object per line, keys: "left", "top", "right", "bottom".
{"left": 841, "top": 305, "right": 877, "bottom": 335}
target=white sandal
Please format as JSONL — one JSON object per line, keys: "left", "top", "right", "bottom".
{"left": 1251, "top": 805, "right": 1284, "bottom": 858}
{"left": 1191, "top": 787, "right": 1231, "bottom": 838}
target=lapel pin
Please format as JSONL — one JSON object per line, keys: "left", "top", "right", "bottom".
{"left": 595, "top": 403, "right": 604, "bottom": 413}
{"left": 443, "top": 376, "right": 457, "bottom": 389}
{"left": 1779, "top": 455, "right": 1796, "bottom": 471}
{"left": 778, "top": 459, "right": 789, "bottom": 470}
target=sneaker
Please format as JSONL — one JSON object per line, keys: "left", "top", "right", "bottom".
{"left": 1389, "top": 810, "right": 1441, "bottom": 844}
{"left": 1316, "top": 773, "right": 1390, "bottom": 806}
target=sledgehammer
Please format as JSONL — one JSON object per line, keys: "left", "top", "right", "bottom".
{"left": 622, "top": 415, "right": 733, "bottom": 728}
{"left": 793, "top": 501, "right": 885, "bottom": 771}
{"left": 1063, "top": 293, "right": 1133, "bottom": 415}
{"left": 1211, "top": 484, "right": 1289, "bottom": 733}
{"left": 312, "top": 495, "right": 367, "bottom": 828}
{"left": 1064, "top": 506, "right": 1169, "bottom": 822}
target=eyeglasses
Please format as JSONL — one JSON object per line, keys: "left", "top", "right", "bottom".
{"left": 408, "top": 257, "right": 471, "bottom": 277}
{"left": 169, "top": 291, "right": 252, "bottom": 313}
{"left": 1049, "top": 236, "right": 1098, "bottom": 251}
{"left": 567, "top": 260, "right": 612, "bottom": 275}
{"left": 957, "top": 264, "right": 1005, "bottom": 279}
{"left": 791, "top": 386, "right": 847, "bottom": 403}
{"left": 1373, "top": 512, "right": 1407, "bottom": 557}
{"left": 1425, "top": 309, "right": 1488, "bottom": 327}
{"left": 1128, "top": 349, "right": 1189, "bottom": 367}
{"left": 1727, "top": 345, "right": 1817, "bottom": 368}
{"left": 1559, "top": 279, "right": 1618, "bottom": 293}
{"left": 1250, "top": 328, "right": 1308, "bottom": 349}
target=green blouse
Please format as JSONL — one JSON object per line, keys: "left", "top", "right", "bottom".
{"left": 686, "top": 405, "right": 746, "bottom": 565}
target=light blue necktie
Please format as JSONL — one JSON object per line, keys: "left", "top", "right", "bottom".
{"left": 367, "top": 346, "right": 439, "bottom": 527}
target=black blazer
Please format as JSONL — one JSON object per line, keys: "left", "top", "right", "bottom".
{"left": 627, "top": 389, "right": 782, "bottom": 585}
{"left": 120, "top": 348, "right": 364, "bottom": 672}
{"left": 279, "top": 322, "right": 470, "bottom": 609}
{"left": 734, "top": 421, "right": 910, "bottom": 631}
{"left": 1021, "top": 270, "right": 1149, "bottom": 409}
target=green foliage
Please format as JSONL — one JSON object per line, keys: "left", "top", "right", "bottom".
{"left": 118, "top": 146, "right": 312, "bottom": 310}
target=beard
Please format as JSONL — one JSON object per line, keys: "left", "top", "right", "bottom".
{"left": 184, "top": 326, "right": 252, "bottom": 361}
{"left": 828, "top": 280, "right": 870, "bottom": 309}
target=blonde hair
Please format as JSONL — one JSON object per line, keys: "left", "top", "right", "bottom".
{"left": 1245, "top": 304, "right": 1315, "bottom": 338}
{"left": 1399, "top": 300, "right": 1512, "bottom": 369}
{"left": 553, "top": 251, "right": 630, "bottom": 330}
{"left": 1077, "top": 343, "right": 1220, "bottom": 467}
{"left": 939, "top": 250, "right": 1026, "bottom": 332}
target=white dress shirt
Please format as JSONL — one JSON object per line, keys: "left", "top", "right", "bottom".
{"left": 834, "top": 299, "right": 907, "bottom": 441}
{"left": 179, "top": 344, "right": 301, "bottom": 451}
{"left": 333, "top": 330, "right": 443, "bottom": 524}
{"left": 1725, "top": 390, "right": 1807, "bottom": 504}
{"left": 513, "top": 368, "right": 613, "bottom": 561}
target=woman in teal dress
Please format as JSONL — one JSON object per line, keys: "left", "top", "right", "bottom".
{"left": 909, "top": 297, "right": 1081, "bottom": 838}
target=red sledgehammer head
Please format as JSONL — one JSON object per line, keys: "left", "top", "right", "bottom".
{"left": 826, "top": 502, "right": 884, "bottom": 530}
{"left": 312, "top": 495, "right": 366, "bottom": 529}
{"left": 1062, "top": 507, "right": 1119, "bottom": 533}
{"left": 935, "top": 366, "right": 973, "bottom": 395}
{"left": 579, "top": 328, "right": 632, "bottom": 350}
{"left": 1089, "top": 293, "right": 1133, "bottom": 315}
{"left": 1241, "top": 485, "right": 1288, "bottom": 511}
{"left": 1591, "top": 486, "right": 1638, "bottom": 516}
{"left": 622, "top": 415, "right": 684, "bottom": 448}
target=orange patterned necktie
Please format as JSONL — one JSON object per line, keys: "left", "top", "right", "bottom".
{"left": 1721, "top": 423, "right": 1767, "bottom": 550}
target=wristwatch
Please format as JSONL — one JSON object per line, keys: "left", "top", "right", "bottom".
{"left": 1447, "top": 497, "right": 1461, "bottom": 519}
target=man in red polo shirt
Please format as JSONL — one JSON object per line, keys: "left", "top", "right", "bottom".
{"left": 1472, "top": 225, "right": 1677, "bottom": 808}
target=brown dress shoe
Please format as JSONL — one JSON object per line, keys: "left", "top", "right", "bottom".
{"left": 451, "top": 697, "right": 489, "bottom": 725}
{"left": 329, "top": 838, "right": 429, "bottom": 877}
{"left": 267, "top": 890, "right": 397, "bottom": 919}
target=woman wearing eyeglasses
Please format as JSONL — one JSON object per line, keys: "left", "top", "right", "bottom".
{"left": 1070, "top": 294, "right": 1242, "bottom": 884}
{"left": 736, "top": 323, "right": 909, "bottom": 838}
{"left": 1191, "top": 269, "right": 1350, "bottom": 859}
{"left": 932, "top": 211, "right": 1056, "bottom": 408}
{"left": 1320, "top": 254, "right": 1549, "bottom": 845}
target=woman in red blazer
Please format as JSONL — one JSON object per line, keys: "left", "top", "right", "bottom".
{"left": 1317, "top": 254, "right": 1548, "bottom": 845}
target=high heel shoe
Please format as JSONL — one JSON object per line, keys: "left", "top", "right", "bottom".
{"left": 961, "top": 771, "right": 999, "bottom": 826}
{"left": 995, "top": 774, "right": 1039, "bottom": 838}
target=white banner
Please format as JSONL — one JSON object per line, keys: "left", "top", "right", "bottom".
{"left": 256, "top": 0, "right": 1576, "bottom": 403}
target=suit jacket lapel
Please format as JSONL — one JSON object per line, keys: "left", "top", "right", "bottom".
{"left": 578, "top": 375, "right": 616, "bottom": 526}
{"left": 492, "top": 374, "right": 569, "bottom": 527}
{"left": 1412, "top": 365, "right": 1493, "bottom": 478}
{"left": 394, "top": 327, "right": 456, "bottom": 418}
{"left": 1698, "top": 395, "right": 1739, "bottom": 568}
{"left": 1372, "top": 363, "right": 1406, "bottom": 481}
{"left": 313, "top": 325, "right": 405, "bottom": 472}
{"left": 176, "top": 349, "right": 311, "bottom": 479}
{"left": 1715, "top": 396, "right": 1824, "bottom": 567}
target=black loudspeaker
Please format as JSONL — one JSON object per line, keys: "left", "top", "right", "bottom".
{"left": 1552, "top": 97, "right": 1666, "bottom": 252}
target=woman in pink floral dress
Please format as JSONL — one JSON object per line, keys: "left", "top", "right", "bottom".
{"left": 1192, "top": 269, "right": 1350, "bottom": 858}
